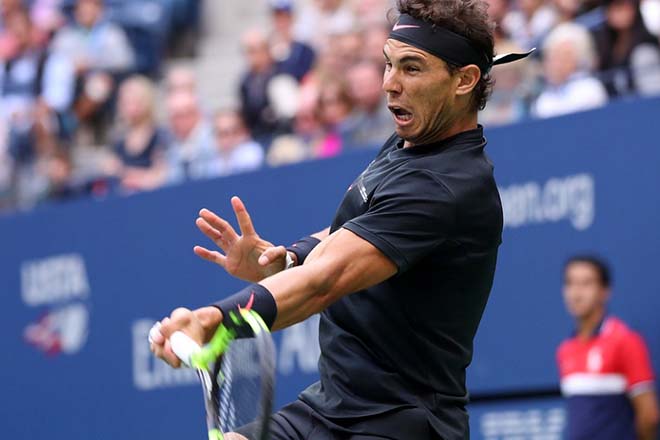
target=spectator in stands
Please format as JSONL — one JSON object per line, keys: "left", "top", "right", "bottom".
{"left": 484, "top": 0, "right": 511, "bottom": 43}
{"left": 38, "top": 147, "right": 87, "bottom": 204}
{"left": 206, "top": 109, "right": 264, "bottom": 177}
{"left": 103, "top": 75, "right": 167, "bottom": 192}
{"left": 165, "top": 64, "right": 198, "bottom": 96}
{"left": 267, "top": 80, "right": 320, "bottom": 166}
{"left": 362, "top": 23, "right": 390, "bottom": 67}
{"left": 269, "top": 0, "right": 315, "bottom": 82}
{"left": 592, "top": 0, "right": 660, "bottom": 97}
{"left": 503, "top": 0, "right": 558, "bottom": 50}
{"left": 557, "top": 255, "right": 659, "bottom": 440}
{"left": 164, "top": 91, "right": 216, "bottom": 183}
{"left": 294, "top": 0, "right": 355, "bottom": 51}
{"left": 0, "top": 8, "right": 75, "bottom": 208}
{"left": 344, "top": 61, "right": 393, "bottom": 149}
{"left": 334, "top": 30, "right": 363, "bottom": 70}
{"left": 239, "top": 28, "right": 290, "bottom": 146}
{"left": 314, "top": 77, "right": 354, "bottom": 158}
{"left": 353, "top": 0, "right": 391, "bottom": 28}
{"left": 532, "top": 23, "right": 608, "bottom": 118}
{"left": 51, "top": 0, "right": 135, "bottom": 142}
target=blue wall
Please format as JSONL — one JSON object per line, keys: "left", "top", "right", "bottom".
{"left": 1, "top": 97, "right": 659, "bottom": 439}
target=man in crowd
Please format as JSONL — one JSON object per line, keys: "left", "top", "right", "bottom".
{"left": 558, "top": 255, "right": 659, "bottom": 440}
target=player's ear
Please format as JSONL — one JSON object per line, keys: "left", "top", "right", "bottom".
{"left": 455, "top": 64, "right": 481, "bottom": 97}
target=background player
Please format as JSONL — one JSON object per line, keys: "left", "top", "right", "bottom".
{"left": 557, "top": 255, "right": 659, "bottom": 440}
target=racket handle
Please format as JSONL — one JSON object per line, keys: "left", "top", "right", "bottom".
{"left": 169, "top": 331, "right": 201, "bottom": 368}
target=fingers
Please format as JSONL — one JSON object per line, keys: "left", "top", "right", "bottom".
{"left": 195, "top": 217, "right": 229, "bottom": 251}
{"left": 231, "top": 196, "right": 256, "bottom": 237}
{"left": 193, "top": 245, "right": 227, "bottom": 267}
{"left": 160, "top": 307, "right": 192, "bottom": 339}
{"left": 258, "top": 246, "right": 287, "bottom": 266}
{"left": 198, "top": 208, "right": 239, "bottom": 245}
{"left": 149, "top": 318, "right": 181, "bottom": 368}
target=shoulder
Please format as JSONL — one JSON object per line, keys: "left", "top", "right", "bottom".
{"left": 602, "top": 316, "right": 646, "bottom": 347}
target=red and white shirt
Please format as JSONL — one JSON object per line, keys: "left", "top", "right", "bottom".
{"left": 557, "top": 316, "right": 655, "bottom": 440}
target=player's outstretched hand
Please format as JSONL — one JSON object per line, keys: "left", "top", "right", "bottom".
{"left": 149, "top": 306, "right": 222, "bottom": 368}
{"left": 194, "top": 196, "right": 288, "bottom": 283}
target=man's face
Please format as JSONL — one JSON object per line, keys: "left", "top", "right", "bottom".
{"left": 382, "top": 39, "right": 461, "bottom": 145}
{"left": 563, "top": 262, "right": 608, "bottom": 319}
{"left": 544, "top": 40, "right": 578, "bottom": 85}
{"left": 76, "top": 0, "right": 102, "bottom": 29}
{"left": 348, "top": 64, "right": 383, "bottom": 111}
{"left": 214, "top": 113, "right": 248, "bottom": 152}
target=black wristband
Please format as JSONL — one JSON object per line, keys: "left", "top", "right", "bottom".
{"left": 286, "top": 236, "right": 321, "bottom": 266}
{"left": 212, "top": 284, "right": 277, "bottom": 332}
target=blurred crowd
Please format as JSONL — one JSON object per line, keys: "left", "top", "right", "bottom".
{"left": 0, "top": 0, "right": 658, "bottom": 213}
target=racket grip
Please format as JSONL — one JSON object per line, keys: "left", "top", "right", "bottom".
{"left": 169, "top": 331, "right": 201, "bottom": 368}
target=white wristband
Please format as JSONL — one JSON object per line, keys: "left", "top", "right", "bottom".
{"left": 285, "top": 252, "right": 295, "bottom": 270}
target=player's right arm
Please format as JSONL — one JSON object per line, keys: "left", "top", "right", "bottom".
{"left": 194, "top": 196, "right": 328, "bottom": 283}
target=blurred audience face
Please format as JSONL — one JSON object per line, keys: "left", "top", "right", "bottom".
{"left": 607, "top": 0, "right": 638, "bottom": 31}
{"left": 75, "top": 0, "right": 103, "bottom": 29}
{"left": 544, "top": 40, "right": 578, "bottom": 85}
{"left": 354, "top": 0, "right": 391, "bottom": 25}
{"left": 554, "top": 0, "right": 581, "bottom": 20}
{"left": 363, "top": 25, "right": 390, "bottom": 65}
{"left": 166, "top": 66, "right": 197, "bottom": 95}
{"left": 317, "top": 0, "right": 343, "bottom": 12}
{"left": 271, "top": 8, "right": 293, "bottom": 37}
{"left": 214, "top": 111, "right": 250, "bottom": 153}
{"left": 519, "top": 0, "right": 544, "bottom": 17}
{"left": 167, "top": 92, "right": 202, "bottom": 140}
{"left": 242, "top": 30, "right": 273, "bottom": 73}
{"left": 319, "top": 81, "right": 352, "bottom": 127}
{"left": 335, "top": 31, "right": 363, "bottom": 66}
{"left": 563, "top": 262, "right": 609, "bottom": 320}
{"left": 6, "top": 9, "right": 32, "bottom": 52}
{"left": 347, "top": 62, "right": 384, "bottom": 112}
{"left": 485, "top": 0, "right": 509, "bottom": 23}
{"left": 118, "top": 77, "right": 155, "bottom": 126}
{"left": 317, "top": 43, "right": 345, "bottom": 76}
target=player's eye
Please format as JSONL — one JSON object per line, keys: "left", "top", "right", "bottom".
{"left": 384, "top": 61, "right": 392, "bottom": 71}
{"left": 406, "top": 65, "right": 420, "bottom": 73}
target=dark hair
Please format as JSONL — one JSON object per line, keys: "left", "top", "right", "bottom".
{"left": 564, "top": 255, "right": 612, "bottom": 288}
{"left": 391, "top": 0, "right": 495, "bottom": 111}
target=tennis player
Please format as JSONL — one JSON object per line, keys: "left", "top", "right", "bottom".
{"left": 151, "top": 0, "right": 531, "bottom": 438}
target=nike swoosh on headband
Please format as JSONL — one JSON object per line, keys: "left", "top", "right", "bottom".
{"left": 392, "top": 23, "right": 420, "bottom": 31}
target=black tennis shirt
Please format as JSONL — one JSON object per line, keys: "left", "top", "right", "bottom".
{"left": 300, "top": 126, "right": 503, "bottom": 439}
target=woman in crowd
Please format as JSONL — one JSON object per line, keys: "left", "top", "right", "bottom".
{"left": 103, "top": 75, "right": 168, "bottom": 192}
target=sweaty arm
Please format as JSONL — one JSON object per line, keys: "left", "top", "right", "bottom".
{"left": 632, "top": 390, "right": 660, "bottom": 440}
{"left": 264, "top": 227, "right": 396, "bottom": 330}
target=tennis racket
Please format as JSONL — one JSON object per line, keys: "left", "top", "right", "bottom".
{"left": 168, "top": 309, "right": 275, "bottom": 440}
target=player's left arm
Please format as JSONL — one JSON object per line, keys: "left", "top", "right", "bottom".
{"left": 622, "top": 331, "right": 660, "bottom": 440}
{"left": 261, "top": 226, "right": 397, "bottom": 330}
{"left": 631, "top": 390, "right": 659, "bottom": 440}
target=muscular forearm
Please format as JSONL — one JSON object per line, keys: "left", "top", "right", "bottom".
{"left": 263, "top": 228, "right": 395, "bottom": 330}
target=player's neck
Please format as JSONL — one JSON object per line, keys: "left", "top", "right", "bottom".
{"left": 576, "top": 307, "right": 606, "bottom": 340}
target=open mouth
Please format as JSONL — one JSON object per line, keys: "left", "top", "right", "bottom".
{"left": 388, "top": 106, "right": 413, "bottom": 124}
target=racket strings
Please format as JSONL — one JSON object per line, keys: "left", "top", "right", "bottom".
{"left": 216, "top": 339, "right": 264, "bottom": 432}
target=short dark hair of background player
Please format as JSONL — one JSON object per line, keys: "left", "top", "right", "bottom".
{"left": 564, "top": 254, "right": 611, "bottom": 288}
